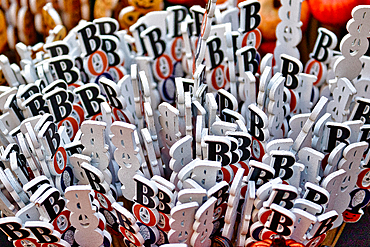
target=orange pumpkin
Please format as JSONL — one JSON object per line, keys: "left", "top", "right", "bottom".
{"left": 0, "top": 9, "right": 7, "bottom": 53}
{"left": 165, "top": 0, "right": 207, "bottom": 8}
{"left": 308, "top": 0, "right": 370, "bottom": 26}
{"left": 258, "top": 0, "right": 311, "bottom": 41}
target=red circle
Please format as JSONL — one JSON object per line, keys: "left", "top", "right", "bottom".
{"left": 53, "top": 146, "right": 67, "bottom": 175}
{"left": 240, "top": 184, "right": 248, "bottom": 198}
{"left": 87, "top": 50, "right": 109, "bottom": 76}
{"left": 112, "top": 108, "right": 131, "bottom": 123}
{"left": 58, "top": 117, "right": 79, "bottom": 141}
{"left": 357, "top": 168, "right": 370, "bottom": 189}
{"left": 259, "top": 208, "right": 272, "bottom": 224}
{"left": 229, "top": 164, "right": 240, "bottom": 183}
{"left": 132, "top": 203, "right": 158, "bottom": 227}
{"left": 304, "top": 58, "right": 324, "bottom": 86}
{"left": 221, "top": 165, "right": 234, "bottom": 184}
{"left": 251, "top": 137, "right": 265, "bottom": 162}
{"left": 119, "top": 225, "right": 143, "bottom": 246}
{"left": 108, "top": 66, "right": 125, "bottom": 81}
{"left": 213, "top": 203, "right": 227, "bottom": 221}
{"left": 91, "top": 113, "right": 103, "bottom": 121}
{"left": 42, "top": 243, "right": 69, "bottom": 247}
{"left": 95, "top": 191, "right": 113, "bottom": 211}
{"left": 52, "top": 210, "right": 71, "bottom": 234}
{"left": 171, "top": 37, "right": 184, "bottom": 62}
{"left": 260, "top": 228, "right": 276, "bottom": 240}
{"left": 242, "top": 29, "right": 262, "bottom": 49}
{"left": 154, "top": 54, "right": 173, "bottom": 80}
{"left": 211, "top": 65, "right": 226, "bottom": 90}
{"left": 239, "top": 161, "right": 250, "bottom": 176}
{"left": 157, "top": 212, "right": 171, "bottom": 232}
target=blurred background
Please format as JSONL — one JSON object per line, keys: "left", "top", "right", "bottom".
{"left": 0, "top": 0, "right": 370, "bottom": 65}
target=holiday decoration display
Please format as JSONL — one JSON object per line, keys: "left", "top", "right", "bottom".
{"left": 0, "top": 0, "right": 368, "bottom": 247}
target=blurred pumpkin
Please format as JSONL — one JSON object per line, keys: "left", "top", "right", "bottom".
{"left": 308, "top": 0, "right": 370, "bottom": 26}
{"left": 118, "top": 0, "right": 163, "bottom": 29}
{"left": 259, "top": 40, "right": 276, "bottom": 56}
{"left": 165, "top": 0, "right": 207, "bottom": 8}
{"left": 258, "top": 0, "right": 311, "bottom": 41}
{"left": 94, "top": 0, "right": 119, "bottom": 19}
{"left": 0, "top": 9, "right": 7, "bottom": 53}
